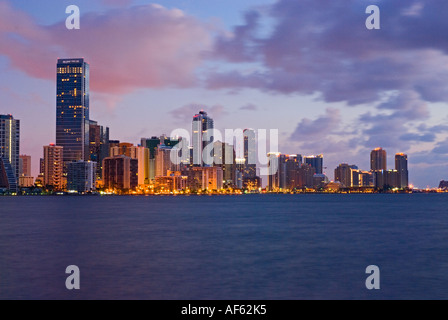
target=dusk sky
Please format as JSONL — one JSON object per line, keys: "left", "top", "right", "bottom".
{"left": 1, "top": 0, "right": 448, "bottom": 187}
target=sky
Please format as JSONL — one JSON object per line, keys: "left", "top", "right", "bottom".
{"left": 1, "top": 0, "right": 448, "bottom": 187}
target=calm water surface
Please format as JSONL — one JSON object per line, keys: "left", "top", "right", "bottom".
{"left": 0, "top": 194, "right": 447, "bottom": 300}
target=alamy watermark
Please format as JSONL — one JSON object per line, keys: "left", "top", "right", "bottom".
{"left": 169, "top": 128, "right": 279, "bottom": 176}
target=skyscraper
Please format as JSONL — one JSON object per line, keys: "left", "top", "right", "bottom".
{"left": 304, "top": 155, "right": 324, "bottom": 175}
{"left": 192, "top": 111, "right": 214, "bottom": 166}
{"left": 43, "top": 144, "right": 64, "bottom": 190}
{"left": 19, "top": 155, "right": 32, "bottom": 177}
{"left": 243, "top": 129, "right": 257, "bottom": 179}
{"left": 371, "top": 148, "right": 387, "bottom": 171}
{"left": 0, "top": 115, "right": 20, "bottom": 192}
{"left": 56, "top": 58, "right": 90, "bottom": 168}
{"left": 141, "top": 136, "right": 179, "bottom": 180}
{"left": 67, "top": 161, "right": 97, "bottom": 193}
{"left": 395, "top": 153, "right": 409, "bottom": 189}
{"left": 103, "top": 155, "right": 138, "bottom": 190}
{"left": 214, "top": 141, "right": 236, "bottom": 186}
{"left": 334, "top": 164, "right": 358, "bottom": 188}
{"left": 89, "top": 120, "right": 109, "bottom": 179}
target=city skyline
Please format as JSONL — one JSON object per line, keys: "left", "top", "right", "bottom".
{"left": 1, "top": 1, "right": 448, "bottom": 187}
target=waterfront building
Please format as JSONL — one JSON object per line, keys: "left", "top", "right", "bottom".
{"left": 371, "top": 148, "right": 387, "bottom": 171}
{"left": 103, "top": 155, "right": 138, "bottom": 190}
{"left": 67, "top": 161, "right": 97, "bottom": 193}
{"left": 43, "top": 144, "right": 64, "bottom": 190}
{"left": 0, "top": 114, "right": 20, "bottom": 192}
{"left": 56, "top": 59, "right": 90, "bottom": 168}
{"left": 192, "top": 111, "right": 214, "bottom": 166}
{"left": 395, "top": 153, "right": 409, "bottom": 189}
{"left": 304, "top": 155, "right": 324, "bottom": 175}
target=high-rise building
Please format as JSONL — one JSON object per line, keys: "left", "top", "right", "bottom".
{"left": 141, "top": 136, "right": 179, "bottom": 180}
{"left": 103, "top": 155, "right": 138, "bottom": 190}
{"left": 243, "top": 129, "right": 257, "bottom": 179}
{"left": 395, "top": 153, "right": 409, "bottom": 189}
{"left": 67, "top": 161, "right": 97, "bottom": 193}
{"left": 155, "top": 144, "right": 174, "bottom": 178}
{"left": 334, "top": 164, "right": 358, "bottom": 188}
{"left": 285, "top": 155, "right": 302, "bottom": 190}
{"left": 56, "top": 58, "right": 90, "bottom": 168}
{"left": 89, "top": 120, "right": 109, "bottom": 179}
{"left": 187, "top": 167, "right": 223, "bottom": 191}
{"left": 0, "top": 115, "right": 20, "bottom": 192}
{"left": 111, "top": 143, "right": 150, "bottom": 185}
{"left": 297, "top": 164, "right": 316, "bottom": 189}
{"left": 192, "top": 111, "right": 214, "bottom": 166}
{"left": 304, "top": 155, "right": 324, "bottom": 175}
{"left": 19, "top": 155, "right": 32, "bottom": 177}
{"left": 43, "top": 144, "right": 64, "bottom": 190}
{"left": 214, "top": 141, "right": 236, "bottom": 186}
{"left": 371, "top": 148, "right": 387, "bottom": 171}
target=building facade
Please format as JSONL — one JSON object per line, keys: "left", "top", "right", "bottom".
{"left": 103, "top": 155, "right": 138, "bottom": 190}
{"left": 192, "top": 111, "right": 214, "bottom": 166}
{"left": 0, "top": 115, "right": 20, "bottom": 192}
{"left": 304, "top": 155, "right": 324, "bottom": 175}
{"left": 89, "top": 120, "right": 109, "bottom": 179}
{"left": 43, "top": 144, "right": 64, "bottom": 190}
{"left": 395, "top": 153, "right": 409, "bottom": 189}
{"left": 56, "top": 59, "right": 90, "bottom": 168}
{"left": 371, "top": 148, "right": 387, "bottom": 171}
{"left": 67, "top": 161, "right": 97, "bottom": 193}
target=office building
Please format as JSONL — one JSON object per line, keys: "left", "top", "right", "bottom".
{"left": 285, "top": 155, "right": 302, "bottom": 190}
{"left": 141, "top": 136, "right": 179, "bottom": 180}
{"left": 186, "top": 167, "right": 223, "bottom": 191}
{"left": 371, "top": 148, "right": 387, "bottom": 171}
{"left": 103, "top": 155, "right": 138, "bottom": 190}
{"left": 0, "top": 115, "right": 20, "bottom": 192}
{"left": 155, "top": 144, "right": 173, "bottom": 178}
{"left": 19, "top": 176, "right": 34, "bottom": 188}
{"left": 304, "top": 155, "right": 324, "bottom": 175}
{"left": 313, "top": 174, "right": 329, "bottom": 190}
{"left": 67, "top": 161, "right": 97, "bottom": 193}
{"left": 155, "top": 171, "right": 188, "bottom": 192}
{"left": 111, "top": 143, "right": 150, "bottom": 185}
{"left": 56, "top": 58, "right": 90, "bottom": 168}
{"left": 192, "top": 111, "right": 214, "bottom": 166}
{"left": 214, "top": 141, "right": 236, "bottom": 187}
{"left": 395, "top": 153, "right": 409, "bottom": 189}
{"left": 19, "top": 155, "right": 32, "bottom": 177}
{"left": 43, "top": 144, "right": 64, "bottom": 190}
{"left": 334, "top": 164, "right": 358, "bottom": 188}
{"left": 243, "top": 129, "right": 257, "bottom": 179}
{"left": 298, "top": 164, "right": 316, "bottom": 189}
{"left": 89, "top": 120, "right": 109, "bottom": 179}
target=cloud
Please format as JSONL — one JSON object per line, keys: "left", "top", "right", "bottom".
{"left": 0, "top": 2, "right": 211, "bottom": 94}
{"left": 290, "top": 108, "right": 341, "bottom": 141}
{"left": 207, "top": 0, "right": 448, "bottom": 106}
{"left": 239, "top": 104, "right": 258, "bottom": 111}
{"left": 432, "top": 138, "right": 448, "bottom": 155}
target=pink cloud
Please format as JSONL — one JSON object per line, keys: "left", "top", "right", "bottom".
{"left": 0, "top": 2, "right": 211, "bottom": 94}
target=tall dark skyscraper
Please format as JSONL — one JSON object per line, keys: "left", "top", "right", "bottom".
{"left": 56, "top": 58, "right": 90, "bottom": 168}
{"left": 371, "top": 148, "right": 387, "bottom": 171}
{"left": 304, "top": 155, "right": 323, "bottom": 175}
{"left": 192, "top": 111, "right": 214, "bottom": 166}
{"left": 395, "top": 153, "right": 409, "bottom": 189}
{"left": 0, "top": 114, "right": 20, "bottom": 192}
